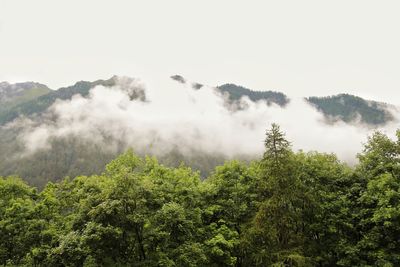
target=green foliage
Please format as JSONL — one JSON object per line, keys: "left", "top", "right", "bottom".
{"left": 0, "top": 133, "right": 120, "bottom": 188}
{"left": 2, "top": 127, "right": 400, "bottom": 266}
{"left": 0, "top": 127, "right": 230, "bottom": 188}
{"left": 0, "top": 85, "right": 51, "bottom": 113}
{"left": 246, "top": 124, "right": 309, "bottom": 266}
{"left": 218, "top": 84, "right": 289, "bottom": 107}
{"left": 307, "top": 94, "right": 393, "bottom": 125}
{"left": 203, "top": 160, "right": 260, "bottom": 266}
{"left": 346, "top": 130, "right": 400, "bottom": 266}
{"left": 0, "top": 77, "right": 118, "bottom": 125}
{"left": 294, "top": 152, "right": 356, "bottom": 266}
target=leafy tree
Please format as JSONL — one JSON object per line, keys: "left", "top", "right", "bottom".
{"left": 295, "top": 152, "right": 356, "bottom": 266}
{"left": 202, "top": 160, "right": 260, "bottom": 266}
{"left": 345, "top": 131, "right": 400, "bottom": 266}
{"left": 0, "top": 177, "right": 51, "bottom": 266}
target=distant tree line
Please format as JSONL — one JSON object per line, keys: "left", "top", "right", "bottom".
{"left": 218, "top": 84, "right": 289, "bottom": 107}
{"left": 307, "top": 94, "right": 393, "bottom": 125}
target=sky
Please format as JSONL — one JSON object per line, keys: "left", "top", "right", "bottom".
{"left": 1, "top": 0, "right": 400, "bottom": 104}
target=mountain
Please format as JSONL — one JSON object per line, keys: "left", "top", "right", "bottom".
{"left": 0, "top": 82, "right": 51, "bottom": 111}
{"left": 307, "top": 94, "right": 395, "bottom": 125}
{"left": 169, "top": 75, "right": 394, "bottom": 125}
{"left": 0, "top": 76, "right": 145, "bottom": 125}
{"left": 0, "top": 78, "right": 117, "bottom": 125}
{"left": 217, "top": 83, "right": 289, "bottom": 107}
{"left": 170, "top": 75, "right": 289, "bottom": 107}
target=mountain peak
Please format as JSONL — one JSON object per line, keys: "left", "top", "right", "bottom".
{"left": 0, "top": 81, "right": 51, "bottom": 106}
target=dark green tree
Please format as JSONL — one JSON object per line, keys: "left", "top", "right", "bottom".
{"left": 247, "top": 124, "right": 308, "bottom": 266}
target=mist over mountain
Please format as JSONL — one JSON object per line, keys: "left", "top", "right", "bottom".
{"left": 217, "top": 84, "right": 289, "bottom": 108}
{"left": 1, "top": 75, "right": 396, "bottom": 128}
{"left": 0, "top": 76, "right": 147, "bottom": 125}
{"left": 0, "top": 74, "right": 399, "bottom": 187}
{"left": 307, "top": 94, "right": 395, "bottom": 126}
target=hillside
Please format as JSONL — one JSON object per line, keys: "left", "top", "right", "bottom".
{"left": 170, "top": 75, "right": 290, "bottom": 107}
{"left": 0, "top": 82, "right": 51, "bottom": 111}
{"left": 307, "top": 94, "right": 395, "bottom": 125}
{"left": 0, "top": 77, "right": 117, "bottom": 125}
{"left": 217, "top": 83, "right": 289, "bottom": 107}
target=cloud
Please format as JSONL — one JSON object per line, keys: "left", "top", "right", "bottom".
{"left": 15, "top": 75, "right": 400, "bottom": 164}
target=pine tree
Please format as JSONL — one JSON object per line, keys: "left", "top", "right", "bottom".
{"left": 263, "top": 123, "right": 291, "bottom": 165}
{"left": 248, "top": 124, "right": 307, "bottom": 266}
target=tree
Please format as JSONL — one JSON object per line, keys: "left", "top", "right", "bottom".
{"left": 358, "top": 130, "right": 400, "bottom": 178}
{"left": 202, "top": 161, "right": 260, "bottom": 266}
{"left": 247, "top": 124, "right": 308, "bottom": 266}
{"left": 347, "top": 131, "right": 400, "bottom": 266}
{"left": 294, "top": 152, "right": 356, "bottom": 266}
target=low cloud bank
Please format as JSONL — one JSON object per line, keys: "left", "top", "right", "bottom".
{"left": 15, "top": 76, "right": 400, "bottom": 164}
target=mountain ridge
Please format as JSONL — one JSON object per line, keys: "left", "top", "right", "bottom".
{"left": 0, "top": 81, "right": 51, "bottom": 111}
{"left": 0, "top": 76, "right": 397, "bottom": 127}
{"left": 307, "top": 93, "right": 395, "bottom": 125}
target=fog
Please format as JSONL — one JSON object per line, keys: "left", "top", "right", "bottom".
{"left": 16, "top": 75, "right": 400, "bottom": 164}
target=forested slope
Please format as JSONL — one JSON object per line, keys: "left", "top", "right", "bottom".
{"left": 217, "top": 83, "right": 289, "bottom": 107}
{"left": 307, "top": 93, "right": 394, "bottom": 125}
{"left": 0, "top": 82, "right": 51, "bottom": 115}
{"left": 0, "top": 77, "right": 120, "bottom": 125}
{"left": 170, "top": 75, "right": 290, "bottom": 107}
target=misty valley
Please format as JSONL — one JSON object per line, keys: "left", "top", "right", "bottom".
{"left": 0, "top": 75, "right": 398, "bottom": 188}
{"left": 1, "top": 76, "right": 400, "bottom": 266}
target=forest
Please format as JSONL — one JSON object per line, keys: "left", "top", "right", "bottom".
{"left": 1, "top": 124, "right": 400, "bottom": 266}
{"left": 307, "top": 94, "right": 393, "bottom": 125}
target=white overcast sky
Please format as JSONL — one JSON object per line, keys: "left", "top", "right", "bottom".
{"left": 0, "top": 0, "right": 399, "bottom": 103}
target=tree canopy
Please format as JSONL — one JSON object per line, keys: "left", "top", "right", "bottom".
{"left": 1, "top": 125, "right": 400, "bottom": 266}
